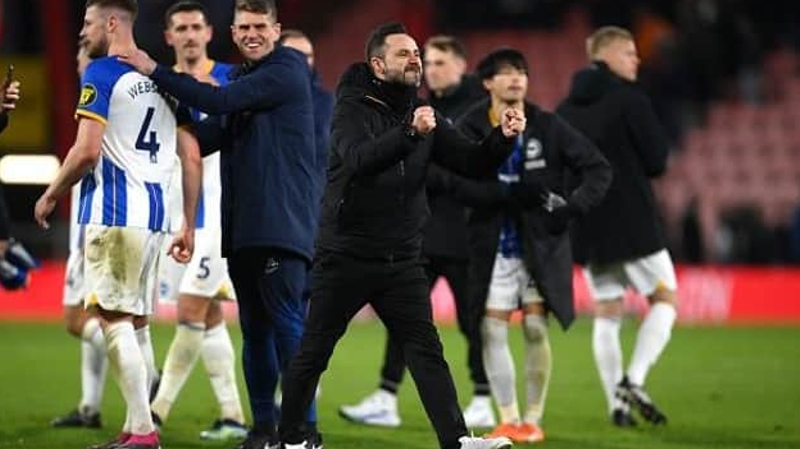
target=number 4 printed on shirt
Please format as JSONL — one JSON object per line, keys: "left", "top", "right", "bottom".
{"left": 136, "top": 107, "right": 160, "bottom": 163}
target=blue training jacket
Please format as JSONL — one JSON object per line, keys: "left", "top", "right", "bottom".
{"left": 150, "top": 45, "right": 318, "bottom": 261}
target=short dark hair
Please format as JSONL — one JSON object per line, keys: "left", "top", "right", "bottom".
{"left": 164, "top": 1, "right": 209, "bottom": 29}
{"left": 365, "top": 22, "right": 407, "bottom": 61}
{"left": 234, "top": 0, "right": 277, "bottom": 18}
{"left": 424, "top": 35, "right": 467, "bottom": 60}
{"left": 86, "top": 0, "right": 138, "bottom": 19}
{"left": 278, "top": 29, "right": 308, "bottom": 45}
{"left": 476, "top": 48, "right": 529, "bottom": 80}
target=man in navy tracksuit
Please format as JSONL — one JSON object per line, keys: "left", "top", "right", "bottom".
{"left": 121, "top": 1, "right": 319, "bottom": 447}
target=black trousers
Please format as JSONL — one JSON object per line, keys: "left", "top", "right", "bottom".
{"left": 279, "top": 252, "right": 467, "bottom": 449}
{"left": 379, "top": 255, "right": 489, "bottom": 396}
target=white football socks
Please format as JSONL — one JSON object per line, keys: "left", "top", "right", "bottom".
{"left": 106, "top": 321, "right": 155, "bottom": 435}
{"left": 482, "top": 317, "right": 519, "bottom": 424}
{"left": 627, "top": 302, "right": 677, "bottom": 386}
{"left": 201, "top": 322, "right": 245, "bottom": 423}
{"left": 522, "top": 315, "right": 551, "bottom": 425}
{"left": 592, "top": 316, "right": 624, "bottom": 413}
{"left": 135, "top": 325, "right": 159, "bottom": 393}
{"left": 151, "top": 321, "right": 205, "bottom": 421}
{"left": 79, "top": 318, "right": 107, "bottom": 415}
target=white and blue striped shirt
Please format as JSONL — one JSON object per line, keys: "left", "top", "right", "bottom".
{"left": 75, "top": 57, "right": 178, "bottom": 232}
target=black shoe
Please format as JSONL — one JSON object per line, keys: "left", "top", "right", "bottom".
{"left": 235, "top": 430, "right": 277, "bottom": 449}
{"left": 616, "top": 376, "right": 668, "bottom": 425}
{"left": 611, "top": 408, "right": 637, "bottom": 427}
{"left": 149, "top": 370, "right": 162, "bottom": 403}
{"left": 309, "top": 430, "right": 323, "bottom": 449}
{"left": 52, "top": 408, "right": 102, "bottom": 428}
{"left": 280, "top": 429, "right": 322, "bottom": 449}
{"left": 150, "top": 411, "right": 163, "bottom": 430}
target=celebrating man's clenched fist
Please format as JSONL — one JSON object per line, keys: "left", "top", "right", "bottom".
{"left": 410, "top": 106, "right": 436, "bottom": 136}
{"left": 501, "top": 107, "right": 526, "bottom": 137}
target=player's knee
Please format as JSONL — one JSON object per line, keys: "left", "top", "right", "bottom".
{"left": 132, "top": 315, "right": 149, "bottom": 329}
{"left": 63, "top": 306, "right": 85, "bottom": 337}
{"left": 65, "top": 317, "right": 83, "bottom": 338}
{"left": 522, "top": 314, "right": 548, "bottom": 343}
{"left": 594, "top": 299, "right": 624, "bottom": 319}
{"left": 481, "top": 315, "right": 509, "bottom": 345}
{"left": 205, "top": 303, "right": 224, "bottom": 328}
{"left": 648, "top": 287, "right": 677, "bottom": 307}
{"left": 177, "top": 295, "right": 210, "bottom": 322}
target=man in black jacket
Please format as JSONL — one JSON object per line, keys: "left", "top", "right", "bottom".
{"left": 0, "top": 73, "right": 27, "bottom": 292}
{"left": 338, "top": 35, "right": 496, "bottom": 430}
{"left": 456, "top": 49, "right": 610, "bottom": 443}
{"left": 556, "top": 26, "right": 676, "bottom": 427}
{"left": 279, "top": 23, "right": 525, "bottom": 449}
{"left": 0, "top": 74, "right": 21, "bottom": 259}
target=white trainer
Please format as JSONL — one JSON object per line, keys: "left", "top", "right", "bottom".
{"left": 338, "top": 390, "right": 401, "bottom": 427}
{"left": 282, "top": 442, "right": 308, "bottom": 449}
{"left": 462, "top": 396, "right": 496, "bottom": 428}
{"left": 458, "top": 435, "right": 513, "bottom": 449}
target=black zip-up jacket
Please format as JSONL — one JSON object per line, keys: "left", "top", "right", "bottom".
{"left": 457, "top": 100, "right": 611, "bottom": 329}
{"left": 556, "top": 61, "right": 669, "bottom": 264}
{"left": 316, "top": 63, "right": 515, "bottom": 261}
{"left": 424, "top": 74, "right": 487, "bottom": 260}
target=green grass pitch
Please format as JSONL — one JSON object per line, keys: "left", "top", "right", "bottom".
{"left": 1, "top": 319, "right": 799, "bottom": 448}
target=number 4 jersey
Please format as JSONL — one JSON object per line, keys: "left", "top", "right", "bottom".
{"left": 75, "top": 56, "right": 179, "bottom": 232}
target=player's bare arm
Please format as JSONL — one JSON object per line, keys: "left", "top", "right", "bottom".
{"left": 168, "top": 127, "right": 202, "bottom": 263}
{"left": 34, "top": 118, "right": 104, "bottom": 229}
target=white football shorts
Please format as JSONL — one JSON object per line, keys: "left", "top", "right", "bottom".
{"left": 83, "top": 224, "right": 164, "bottom": 316}
{"left": 583, "top": 249, "right": 678, "bottom": 301}
{"left": 62, "top": 247, "right": 85, "bottom": 307}
{"left": 486, "top": 255, "right": 543, "bottom": 311}
{"left": 157, "top": 226, "right": 235, "bottom": 303}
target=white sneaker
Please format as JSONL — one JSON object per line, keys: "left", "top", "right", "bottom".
{"left": 458, "top": 435, "right": 513, "bottom": 449}
{"left": 282, "top": 442, "right": 308, "bottom": 449}
{"left": 462, "top": 396, "right": 496, "bottom": 428}
{"left": 338, "top": 390, "right": 401, "bottom": 427}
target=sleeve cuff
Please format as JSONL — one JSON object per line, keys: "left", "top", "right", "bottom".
{"left": 150, "top": 64, "right": 169, "bottom": 81}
